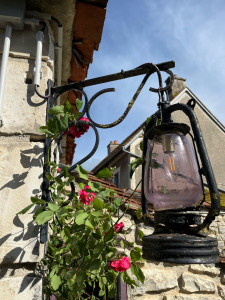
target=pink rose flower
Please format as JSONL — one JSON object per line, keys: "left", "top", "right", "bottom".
{"left": 79, "top": 185, "right": 95, "bottom": 205}
{"left": 114, "top": 222, "right": 125, "bottom": 233}
{"left": 109, "top": 257, "right": 131, "bottom": 272}
{"left": 66, "top": 117, "right": 90, "bottom": 138}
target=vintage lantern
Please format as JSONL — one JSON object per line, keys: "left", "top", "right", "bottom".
{"left": 142, "top": 98, "right": 220, "bottom": 264}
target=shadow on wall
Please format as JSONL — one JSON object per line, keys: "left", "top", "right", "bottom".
{"left": 0, "top": 145, "right": 44, "bottom": 292}
{"left": 0, "top": 145, "right": 43, "bottom": 191}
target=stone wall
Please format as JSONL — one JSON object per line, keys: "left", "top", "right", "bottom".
{"left": 0, "top": 21, "right": 53, "bottom": 299}
{"left": 117, "top": 211, "right": 225, "bottom": 300}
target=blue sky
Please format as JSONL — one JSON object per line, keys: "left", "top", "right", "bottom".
{"left": 73, "top": 0, "right": 225, "bottom": 170}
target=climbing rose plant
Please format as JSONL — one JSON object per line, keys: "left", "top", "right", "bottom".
{"left": 18, "top": 99, "right": 145, "bottom": 300}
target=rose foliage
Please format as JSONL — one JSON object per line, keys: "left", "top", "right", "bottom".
{"left": 18, "top": 99, "right": 145, "bottom": 300}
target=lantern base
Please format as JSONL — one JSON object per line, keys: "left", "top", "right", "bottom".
{"left": 142, "top": 233, "right": 219, "bottom": 264}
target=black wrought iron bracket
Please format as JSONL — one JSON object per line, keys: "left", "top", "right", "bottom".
{"left": 42, "top": 61, "right": 175, "bottom": 174}
{"left": 37, "top": 59, "right": 220, "bottom": 243}
{"left": 38, "top": 61, "right": 175, "bottom": 243}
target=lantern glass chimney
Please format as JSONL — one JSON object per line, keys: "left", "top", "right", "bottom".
{"left": 144, "top": 124, "right": 203, "bottom": 211}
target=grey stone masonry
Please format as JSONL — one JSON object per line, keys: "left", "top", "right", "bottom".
{"left": 0, "top": 19, "right": 54, "bottom": 299}
{"left": 118, "top": 212, "right": 225, "bottom": 300}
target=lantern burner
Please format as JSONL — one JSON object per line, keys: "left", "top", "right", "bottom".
{"left": 142, "top": 232, "right": 219, "bottom": 264}
{"left": 143, "top": 211, "right": 219, "bottom": 264}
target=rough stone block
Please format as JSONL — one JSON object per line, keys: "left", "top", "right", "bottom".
{"left": 164, "top": 295, "right": 221, "bottom": 300}
{"left": 219, "top": 226, "right": 225, "bottom": 235}
{"left": 0, "top": 58, "right": 52, "bottom": 136}
{"left": 189, "top": 264, "right": 220, "bottom": 276}
{"left": 0, "top": 271, "right": 42, "bottom": 300}
{"left": 181, "top": 271, "right": 216, "bottom": 293}
{"left": 130, "top": 268, "right": 178, "bottom": 295}
{"left": 218, "top": 285, "right": 225, "bottom": 299}
{"left": 129, "top": 295, "right": 163, "bottom": 300}
{"left": 0, "top": 136, "right": 45, "bottom": 264}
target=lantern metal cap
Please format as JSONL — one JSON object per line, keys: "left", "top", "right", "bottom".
{"left": 146, "top": 123, "right": 190, "bottom": 140}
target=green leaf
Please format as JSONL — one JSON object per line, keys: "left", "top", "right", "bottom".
{"left": 35, "top": 210, "right": 54, "bottom": 225}
{"left": 136, "top": 207, "right": 143, "bottom": 220}
{"left": 60, "top": 114, "right": 69, "bottom": 130}
{"left": 45, "top": 172, "right": 52, "bottom": 181}
{"left": 120, "top": 240, "right": 125, "bottom": 248}
{"left": 87, "top": 181, "right": 102, "bottom": 192}
{"left": 121, "top": 271, "right": 138, "bottom": 287}
{"left": 48, "top": 105, "right": 65, "bottom": 115}
{"left": 99, "top": 290, "right": 105, "bottom": 297}
{"left": 156, "top": 118, "right": 161, "bottom": 125}
{"left": 31, "top": 197, "right": 45, "bottom": 204}
{"left": 17, "top": 203, "right": 34, "bottom": 215}
{"left": 91, "top": 210, "right": 103, "bottom": 217}
{"left": 79, "top": 182, "right": 85, "bottom": 189}
{"left": 93, "top": 244, "right": 104, "bottom": 258}
{"left": 129, "top": 157, "right": 143, "bottom": 178}
{"left": 93, "top": 198, "right": 104, "bottom": 210}
{"left": 47, "top": 117, "right": 60, "bottom": 134}
{"left": 146, "top": 116, "right": 152, "bottom": 124}
{"left": 63, "top": 167, "right": 69, "bottom": 178}
{"left": 85, "top": 219, "right": 94, "bottom": 229}
{"left": 64, "top": 269, "right": 76, "bottom": 280}
{"left": 90, "top": 259, "right": 101, "bottom": 273}
{"left": 108, "top": 283, "right": 117, "bottom": 298}
{"left": 75, "top": 212, "right": 88, "bottom": 225}
{"left": 33, "top": 206, "right": 44, "bottom": 218}
{"left": 130, "top": 249, "right": 142, "bottom": 262}
{"left": 104, "top": 227, "right": 115, "bottom": 243}
{"left": 137, "top": 229, "right": 144, "bottom": 239}
{"left": 130, "top": 262, "right": 145, "bottom": 283}
{"left": 75, "top": 270, "right": 86, "bottom": 285}
{"left": 60, "top": 227, "right": 71, "bottom": 243}
{"left": 51, "top": 274, "right": 62, "bottom": 290}
{"left": 39, "top": 126, "right": 53, "bottom": 136}
{"left": 76, "top": 98, "right": 83, "bottom": 111}
{"left": 48, "top": 203, "right": 60, "bottom": 212}
{"left": 64, "top": 100, "right": 74, "bottom": 114}
{"left": 114, "top": 198, "right": 122, "bottom": 207}
{"left": 76, "top": 165, "right": 88, "bottom": 180}
{"left": 96, "top": 168, "right": 112, "bottom": 179}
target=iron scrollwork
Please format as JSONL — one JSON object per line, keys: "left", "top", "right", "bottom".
{"left": 37, "top": 61, "right": 175, "bottom": 243}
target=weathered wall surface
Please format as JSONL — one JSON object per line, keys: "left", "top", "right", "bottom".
{"left": 118, "top": 212, "right": 225, "bottom": 300}
{"left": 0, "top": 21, "right": 54, "bottom": 299}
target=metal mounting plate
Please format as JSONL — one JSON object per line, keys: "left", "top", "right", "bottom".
{"left": 0, "top": 0, "right": 25, "bottom": 30}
